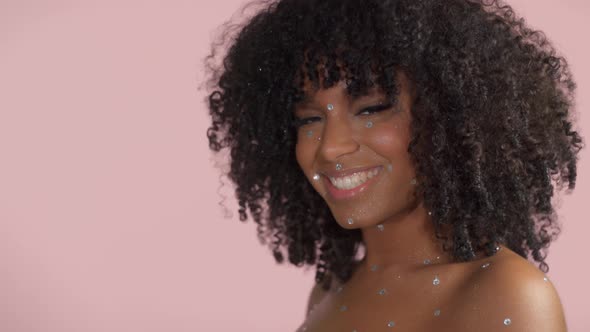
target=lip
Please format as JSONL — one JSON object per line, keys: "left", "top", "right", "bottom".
{"left": 322, "top": 166, "right": 383, "bottom": 200}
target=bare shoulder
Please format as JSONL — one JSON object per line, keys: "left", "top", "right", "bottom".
{"left": 306, "top": 272, "right": 340, "bottom": 315}
{"left": 452, "top": 247, "right": 567, "bottom": 332}
{"left": 306, "top": 280, "right": 327, "bottom": 314}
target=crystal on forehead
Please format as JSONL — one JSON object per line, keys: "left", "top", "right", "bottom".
{"left": 327, "top": 103, "right": 334, "bottom": 111}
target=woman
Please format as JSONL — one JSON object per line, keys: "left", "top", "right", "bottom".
{"left": 203, "top": 0, "right": 584, "bottom": 330}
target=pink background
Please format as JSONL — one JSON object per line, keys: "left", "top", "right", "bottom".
{"left": 0, "top": 0, "right": 588, "bottom": 331}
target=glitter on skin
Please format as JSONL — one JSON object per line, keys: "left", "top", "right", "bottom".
{"left": 387, "top": 321, "right": 396, "bottom": 327}
{"left": 504, "top": 318, "right": 512, "bottom": 325}
{"left": 377, "top": 224, "right": 385, "bottom": 231}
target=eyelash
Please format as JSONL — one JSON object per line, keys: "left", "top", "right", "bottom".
{"left": 293, "top": 102, "right": 394, "bottom": 128}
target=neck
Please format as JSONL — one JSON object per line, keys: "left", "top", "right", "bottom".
{"left": 358, "top": 200, "right": 453, "bottom": 272}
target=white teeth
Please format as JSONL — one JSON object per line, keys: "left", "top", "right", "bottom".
{"left": 329, "top": 168, "right": 380, "bottom": 190}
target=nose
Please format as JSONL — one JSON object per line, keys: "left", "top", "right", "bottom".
{"left": 318, "top": 112, "right": 360, "bottom": 162}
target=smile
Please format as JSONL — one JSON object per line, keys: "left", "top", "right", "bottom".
{"left": 329, "top": 167, "right": 380, "bottom": 190}
{"left": 323, "top": 166, "right": 383, "bottom": 200}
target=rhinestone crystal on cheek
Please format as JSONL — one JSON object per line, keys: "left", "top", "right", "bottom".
{"left": 339, "top": 305, "right": 348, "bottom": 312}
{"left": 504, "top": 318, "right": 511, "bottom": 325}
{"left": 387, "top": 164, "right": 393, "bottom": 172}
{"left": 327, "top": 104, "right": 334, "bottom": 111}
{"left": 378, "top": 288, "right": 387, "bottom": 295}
{"left": 434, "top": 309, "right": 441, "bottom": 316}
{"left": 433, "top": 275, "right": 440, "bottom": 285}
{"left": 387, "top": 321, "right": 396, "bottom": 327}
{"left": 423, "top": 259, "right": 431, "bottom": 265}
{"left": 366, "top": 121, "right": 373, "bottom": 128}
{"left": 336, "top": 163, "right": 343, "bottom": 170}
{"left": 313, "top": 174, "right": 320, "bottom": 181}
{"left": 306, "top": 130, "right": 313, "bottom": 137}
{"left": 347, "top": 218, "right": 354, "bottom": 225}
{"left": 377, "top": 224, "right": 384, "bottom": 231}
{"left": 370, "top": 264, "right": 379, "bottom": 272}
{"left": 481, "top": 262, "right": 491, "bottom": 268}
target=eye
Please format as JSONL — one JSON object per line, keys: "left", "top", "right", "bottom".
{"left": 293, "top": 116, "right": 321, "bottom": 128}
{"left": 357, "top": 102, "right": 394, "bottom": 116}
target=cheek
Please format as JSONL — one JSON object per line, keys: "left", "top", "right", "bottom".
{"left": 367, "top": 125, "right": 404, "bottom": 155}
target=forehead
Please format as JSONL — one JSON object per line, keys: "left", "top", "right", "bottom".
{"left": 291, "top": 58, "right": 409, "bottom": 112}
{"left": 295, "top": 77, "right": 389, "bottom": 109}
{"left": 296, "top": 86, "right": 383, "bottom": 107}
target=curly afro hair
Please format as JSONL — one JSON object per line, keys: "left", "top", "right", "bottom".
{"left": 202, "top": 0, "right": 585, "bottom": 290}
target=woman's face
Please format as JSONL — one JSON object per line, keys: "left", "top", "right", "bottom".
{"left": 294, "top": 70, "right": 419, "bottom": 229}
